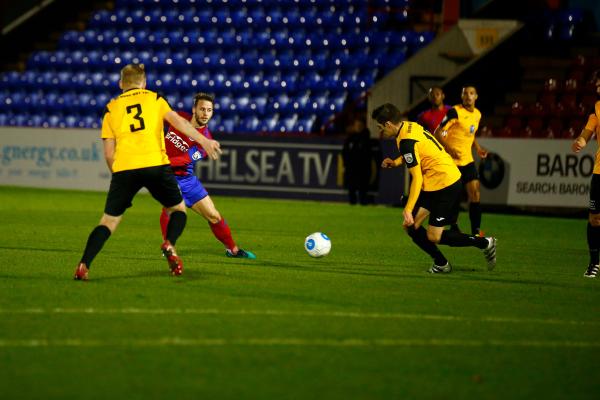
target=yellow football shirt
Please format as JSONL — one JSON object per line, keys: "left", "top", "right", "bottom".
{"left": 396, "top": 121, "right": 461, "bottom": 191}
{"left": 584, "top": 101, "right": 600, "bottom": 174}
{"left": 438, "top": 104, "right": 482, "bottom": 166}
{"left": 101, "top": 89, "right": 172, "bottom": 172}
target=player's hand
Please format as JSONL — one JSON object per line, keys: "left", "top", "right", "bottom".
{"left": 204, "top": 139, "right": 222, "bottom": 160}
{"left": 477, "top": 147, "right": 488, "bottom": 159}
{"left": 402, "top": 209, "right": 414, "bottom": 227}
{"left": 381, "top": 158, "right": 396, "bottom": 169}
{"left": 572, "top": 137, "right": 586, "bottom": 153}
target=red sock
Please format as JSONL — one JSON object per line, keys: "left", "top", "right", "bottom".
{"left": 209, "top": 219, "right": 236, "bottom": 251}
{"left": 159, "top": 208, "right": 169, "bottom": 240}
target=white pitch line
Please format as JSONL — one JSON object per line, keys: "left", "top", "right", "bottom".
{"left": 0, "top": 308, "right": 598, "bottom": 326}
{"left": 0, "top": 337, "right": 599, "bottom": 348}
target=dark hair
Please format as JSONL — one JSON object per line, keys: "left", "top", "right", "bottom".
{"left": 193, "top": 92, "right": 215, "bottom": 106}
{"left": 371, "top": 103, "right": 402, "bottom": 125}
{"left": 592, "top": 69, "right": 600, "bottom": 81}
{"left": 428, "top": 85, "right": 443, "bottom": 93}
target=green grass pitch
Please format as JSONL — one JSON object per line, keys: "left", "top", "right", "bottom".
{"left": 0, "top": 186, "right": 598, "bottom": 399}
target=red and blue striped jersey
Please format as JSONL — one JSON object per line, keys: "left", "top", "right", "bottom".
{"left": 164, "top": 111, "right": 213, "bottom": 176}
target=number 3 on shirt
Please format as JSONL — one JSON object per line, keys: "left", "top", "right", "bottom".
{"left": 126, "top": 104, "right": 146, "bottom": 132}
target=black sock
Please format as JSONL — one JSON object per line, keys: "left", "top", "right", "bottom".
{"left": 449, "top": 223, "right": 461, "bottom": 232}
{"left": 166, "top": 211, "right": 187, "bottom": 246}
{"left": 439, "top": 229, "right": 488, "bottom": 249}
{"left": 80, "top": 225, "right": 111, "bottom": 267}
{"left": 469, "top": 202, "right": 482, "bottom": 235}
{"left": 587, "top": 222, "right": 600, "bottom": 265}
{"left": 406, "top": 226, "right": 447, "bottom": 265}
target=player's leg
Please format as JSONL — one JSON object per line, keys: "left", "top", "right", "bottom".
{"left": 428, "top": 180, "right": 496, "bottom": 270}
{"left": 585, "top": 174, "right": 600, "bottom": 277}
{"left": 182, "top": 175, "right": 255, "bottom": 259}
{"left": 146, "top": 165, "right": 187, "bottom": 275}
{"left": 404, "top": 194, "right": 449, "bottom": 271}
{"left": 159, "top": 207, "right": 169, "bottom": 240}
{"left": 463, "top": 162, "right": 482, "bottom": 235}
{"left": 75, "top": 170, "right": 140, "bottom": 280}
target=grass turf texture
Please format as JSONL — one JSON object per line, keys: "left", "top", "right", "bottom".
{"left": 0, "top": 186, "right": 598, "bottom": 400}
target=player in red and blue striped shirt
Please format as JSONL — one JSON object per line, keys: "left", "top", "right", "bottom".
{"left": 160, "top": 92, "right": 255, "bottom": 259}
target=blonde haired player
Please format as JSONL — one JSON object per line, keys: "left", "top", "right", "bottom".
{"left": 74, "top": 64, "right": 222, "bottom": 280}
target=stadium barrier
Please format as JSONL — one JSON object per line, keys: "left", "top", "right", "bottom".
{"left": 478, "top": 138, "right": 593, "bottom": 208}
{"left": 0, "top": 128, "right": 350, "bottom": 201}
{"left": 0, "top": 129, "right": 589, "bottom": 208}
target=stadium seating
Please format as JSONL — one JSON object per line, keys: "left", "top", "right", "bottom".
{"left": 0, "top": 0, "right": 435, "bottom": 133}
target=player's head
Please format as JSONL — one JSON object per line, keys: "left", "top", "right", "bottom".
{"left": 192, "top": 92, "right": 215, "bottom": 127}
{"left": 461, "top": 85, "right": 478, "bottom": 108}
{"left": 119, "top": 64, "right": 146, "bottom": 90}
{"left": 371, "top": 103, "right": 402, "bottom": 137}
{"left": 428, "top": 86, "right": 445, "bottom": 107}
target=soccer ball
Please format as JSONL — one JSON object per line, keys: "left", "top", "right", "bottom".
{"left": 304, "top": 232, "right": 331, "bottom": 258}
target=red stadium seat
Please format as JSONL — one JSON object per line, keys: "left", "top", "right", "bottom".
{"left": 527, "top": 102, "right": 549, "bottom": 117}
{"left": 496, "top": 126, "right": 515, "bottom": 138}
{"left": 479, "top": 125, "right": 493, "bottom": 137}
{"left": 525, "top": 117, "right": 545, "bottom": 137}
{"left": 509, "top": 101, "right": 525, "bottom": 116}
{"left": 538, "top": 92, "right": 557, "bottom": 109}
{"left": 542, "top": 77, "right": 561, "bottom": 93}
{"left": 505, "top": 116, "right": 523, "bottom": 131}
{"left": 563, "top": 78, "right": 579, "bottom": 93}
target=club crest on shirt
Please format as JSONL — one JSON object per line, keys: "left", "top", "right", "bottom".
{"left": 470, "top": 125, "right": 475, "bottom": 133}
{"left": 403, "top": 153, "right": 414, "bottom": 164}
{"left": 191, "top": 150, "right": 203, "bottom": 160}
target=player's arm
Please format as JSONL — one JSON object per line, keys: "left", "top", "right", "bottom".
{"left": 473, "top": 137, "right": 488, "bottom": 159}
{"left": 403, "top": 165, "right": 423, "bottom": 227}
{"left": 102, "top": 139, "right": 115, "bottom": 172}
{"left": 572, "top": 114, "right": 597, "bottom": 153}
{"left": 433, "top": 108, "right": 458, "bottom": 143}
{"left": 164, "top": 111, "right": 222, "bottom": 160}
{"left": 100, "top": 107, "right": 115, "bottom": 172}
{"left": 381, "top": 156, "right": 404, "bottom": 168}
{"left": 399, "top": 140, "right": 422, "bottom": 227}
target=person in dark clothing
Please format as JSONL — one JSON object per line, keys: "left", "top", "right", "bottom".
{"left": 342, "top": 117, "right": 373, "bottom": 205}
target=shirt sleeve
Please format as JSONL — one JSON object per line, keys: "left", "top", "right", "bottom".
{"left": 156, "top": 94, "right": 173, "bottom": 119}
{"left": 100, "top": 106, "right": 114, "bottom": 139}
{"left": 439, "top": 107, "right": 458, "bottom": 131}
{"left": 399, "top": 139, "right": 419, "bottom": 168}
{"left": 585, "top": 113, "right": 598, "bottom": 132}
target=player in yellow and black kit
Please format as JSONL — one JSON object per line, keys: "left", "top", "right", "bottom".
{"left": 571, "top": 70, "right": 600, "bottom": 278}
{"left": 434, "top": 86, "right": 488, "bottom": 236}
{"left": 74, "top": 64, "right": 222, "bottom": 280}
{"left": 373, "top": 103, "right": 496, "bottom": 273}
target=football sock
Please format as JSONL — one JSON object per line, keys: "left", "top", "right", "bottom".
{"left": 166, "top": 211, "right": 186, "bottom": 246}
{"left": 159, "top": 208, "right": 169, "bottom": 240}
{"left": 80, "top": 225, "right": 111, "bottom": 267}
{"left": 439, "top": 230, "right": 488, "bottom": 249}
{"left": 406, "top": 225, "right": 447, "bottom": 266}
{"left": 209, "top": 219, "right": 236, "bottom": 251}
{"left": 587, "top": 222, "right": 600, "bottom": 265}
{"left": 469, "top": 202, "right": 482, "bottom": 235}
{"left": 449, "top": 223, "right": 461, "bottom": 232}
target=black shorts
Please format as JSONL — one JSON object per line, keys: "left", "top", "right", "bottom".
{"left": 104, "top": 164, "right": 183, "bottom": 216}
{"left": 416, "top": 180, "right": 462, "bottom": 227}
{"left": 458, "top": 162, "right": 479, "bottom": 184}
{"left": 590, "top": 174, "right": 600, "bottom": 214}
